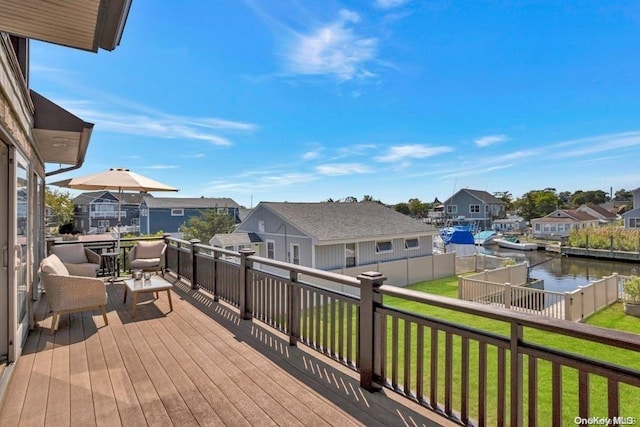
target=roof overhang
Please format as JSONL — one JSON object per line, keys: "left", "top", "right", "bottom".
{"left": 31, "top": 90, "right": 93, "bottom": 169}
{"left": 0, "top": 0, "right": 132, "bottom": 52}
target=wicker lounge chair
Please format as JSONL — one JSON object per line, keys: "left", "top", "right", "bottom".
{"left": 50, "top": 243, "right": 101, "bottom": 277}
{"left": 128, "top": 240, "right": 166, "bottom": 274}
{"left": 39, "top": 254, "right": 108, "bottom": 334}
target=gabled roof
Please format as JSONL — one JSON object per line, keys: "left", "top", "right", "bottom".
{"left": 583, "top": 203, "right": 617, "bottom": 219}
{"left": 73, "top": 191, "right": 150, "bottom": 205}
{"left": 255, "top": 202, "right": 438, "bottom": 243}
{"left": 444, "top": 189, "right": 504, "bottom": 205}
{"left": 142, "top": 197, "right": 240, "bottom": 209}
{"left": 210, "top": 232, "right": 262, "bottom": 247}
{"left": 533, "top": 209, "right": 598, "bottom": 223}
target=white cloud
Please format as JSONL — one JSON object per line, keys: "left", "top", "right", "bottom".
{"left": 303, "top": 150, "right": 321, "bottom": 160}
{"left": 316, "top": 163, "right": 372, "bottom": 176}
{"left": 283, "top": 10, "right": 378, "bottom": 81}
{"left": 335, "top": 144, "right": 377, "bottom": 158}
{"left": 375, "top": 144, "right": 453, "bottom": 162}
{"left": 52, "top": 96, "right": 257, "bottom": 146}
{"left": 375, "top": 0, "right": 410, "bottom": 9}
{"left": 474, "top": 134, "right": 509, "bottom": 148}
{"left": 206, "top": 172, "right": 317, "bottom": 193}
{"left": 180, "top": 154, "right": 205, "bottom": 159}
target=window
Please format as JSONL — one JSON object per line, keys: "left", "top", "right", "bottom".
{"left": 630, "top": 218, "right": 640, "bottom": 228}
{"left": 345, "top": 243, "right": 356, "bottom": 267}
{"left": 446, "top": 205, "right": 457, "bottom": 214}
{"left": 258, "top": 220, "right": 265, "bottom": 232}
{"left": 290, "top": 244, "right": 300, "bottom": 265}
{"left": 171, "top": 208, "right": 184, "bottom": 216}
{"left": 267, "top": 240, "right": 275, "bottom": 259}
{"left": 485, "top": 205, "right": 490, "bottom": 213}
{"left": 470, "top": 205, "right": 480, "bottom": 213}
{"left": 97, "top": 220, "right": 109, "bottom": 227}
{"left": 375, "top": 241, "right": 393, "bottom": 253}
{"left": 130, "top": 218, "right": 139, "bottom": 225}
{"left": 404, "top": 238, "right": 420, "bottom": 250}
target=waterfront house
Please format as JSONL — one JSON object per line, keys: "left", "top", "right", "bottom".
{"left": 139, "top": 196, "right": 241, "bottom": 235}
{"left": 531, "top": 209, "right": 600, "bottom": 239}
{"left": 492, "top": 215, "right": 527, "bottom": 233}
{"left": 221, "top": 201, "right": 439, "bottom": 272}
{"left": 0, "top": 0, "right": 131, "bottom": 383}
{"left": 622, "top": 187, "right": 640, "bottom": 229}
{"left": 73, "top": 191, "right": 148, "bottom": 234}
{"left": 441, "top": 189, "right": 506, "bottom": 230}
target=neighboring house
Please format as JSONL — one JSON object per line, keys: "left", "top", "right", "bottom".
{"left": 577, "top": 203, "right": 618, "bottom": 224}
{"left": 492, "top": 215, "right": 527, "bottom": 233}
{"left": 140, "top": 197, "right": 241, "bottom": 235}
{"left": 220, "top": 201, "right": 439, "bottom": 271}
{"left": 531, "top": 209, "right": 601, "bottom": 239}
{"left": 209, "top": 232, "right": 262, "bottom": 252}
{"left": 73, "top": 191, "right": 148, "bottom": 233}
{"left": 442, "top": 189, "right": 506, "bottom": 230}
{"left": 622, "top": 187, "right": 640, "bottom": 229}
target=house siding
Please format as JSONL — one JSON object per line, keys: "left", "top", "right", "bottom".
{"left": 444, "top": 190, "right": 505, "bottom": 229}
{"left": 314, "top": 236, "right": 433, "bottom": 270}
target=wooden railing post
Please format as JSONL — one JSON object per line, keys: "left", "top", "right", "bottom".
{"left": 190, "top": 239, "right": 200, "bottom": 290}
{"left": 504, "top": 283, "right": 512, "bottom": 309}
{"left": 358, "top": 271, "right": 386, "bottom": 392}
{"left": 239, "top": 249, "right": 255, "bottom": 320}
{"left": 510, "top": 322, "right": 523, "bottom": 427}
{"left": 288, "top": 270, "right": 300, "bottom": 346}
{"left": 212, "top": 249, "right": 220, "bottom": 302}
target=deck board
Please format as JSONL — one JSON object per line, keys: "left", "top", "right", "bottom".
{"left": 0, "top": 276, "right": 455, "bottom": 427}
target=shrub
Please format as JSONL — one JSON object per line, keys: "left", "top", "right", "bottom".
{"left": 623, "top": 276, "right": 640, "bottom": 304}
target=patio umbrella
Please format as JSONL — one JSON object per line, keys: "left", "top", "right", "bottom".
{"left": 49, "top": 167, "right": 178, "bottom": 223}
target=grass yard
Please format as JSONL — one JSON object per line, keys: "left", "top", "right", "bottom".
{"left": 379, "top": 276, "right": 640, "bottom": 425}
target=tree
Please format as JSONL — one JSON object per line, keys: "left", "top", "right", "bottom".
{"left": 395, "top": 202, "right": 410, "bottom": 215}
{"left": 180, "top": 209, "right": 236, "bottom": 243}
{"left": 361, "top": 195, "right": 374, "bottom": 202}
{"left": 557, "top": 191, "right": 572, "bottom": 207}
{"left": 615, "top": 189, "right": 632, "bottom": 200}
{"left": 45, "top": 186, "right": 74, "bottom": 228}
{"left": 493, "top": 191, "right": 514, "bottom": 211}
{"left": 513, "top": 189, "right": 560, "bottom": 221}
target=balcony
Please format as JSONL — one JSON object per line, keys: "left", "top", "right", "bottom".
{"left": 90, "top": 211, "right": 126, "bottom": 219}
{"left": 1, "top": 237, "right": 639, "bottom": 426}
{"left": 0, "top": 273, "right": 451, "bottom": 425}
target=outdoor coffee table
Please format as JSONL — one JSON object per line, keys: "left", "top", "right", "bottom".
{"left": 122, "top": 275, "right": 173, "bottom": 317}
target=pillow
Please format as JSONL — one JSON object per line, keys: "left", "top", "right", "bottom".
{"left": 135, "top": 241, "right": 165, "bottom": 259}
{"left": 51, "top": 243, "right": 88, "bottom": 264}
{"left": 40, "top": 254, "right": 70, "bottom": 276}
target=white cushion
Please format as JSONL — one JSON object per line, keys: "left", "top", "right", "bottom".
{"left": 135, "top": 241, "right": 165, "bottom": 259}
{"left": 40, "top": 254, "right": 69, "bottom": 276}
{"left": 51, "top": 243, "right": 88, "bottom": 264}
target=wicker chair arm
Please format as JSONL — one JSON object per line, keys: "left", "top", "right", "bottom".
{"left": 39, "top": 272, "right": 107, "bottom": 312}
{"left": 85, "top": 248, "right": 101, "bottom": 265}
{"left": 65, "top": 264, "right": 97, "bottom": 277}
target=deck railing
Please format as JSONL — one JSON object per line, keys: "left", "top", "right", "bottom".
{"left": 164, "top": 237, "right": 640, "bottom": 426}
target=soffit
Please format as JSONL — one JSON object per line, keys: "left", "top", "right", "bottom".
{"left": 0, "top": 0, "right": 131, "bottom": 52}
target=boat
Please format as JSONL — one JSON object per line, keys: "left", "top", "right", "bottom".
{"left": 473, "top": 230, "right": 499, "bottom": 246}
{"left": 435, "top": 226, "right": 477, "bottom": 256}
{"left": 494, "top": 236, "right": 538, "bottom": 251}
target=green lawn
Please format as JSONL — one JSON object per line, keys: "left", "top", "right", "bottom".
{"left": 379, "top": 276, "right": 640, "bottom": 425}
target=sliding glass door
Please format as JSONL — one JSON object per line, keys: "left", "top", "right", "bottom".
{"left": 0, "top": 143, "right": 8, "bottom": 361}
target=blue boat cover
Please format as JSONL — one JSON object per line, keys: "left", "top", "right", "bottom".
{"left": 440, "top": 226, "right": 475, "bottom": 245}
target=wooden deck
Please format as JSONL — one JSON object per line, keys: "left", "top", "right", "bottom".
{"left": 0, "top": 276, "right": 454, "bottom": 426}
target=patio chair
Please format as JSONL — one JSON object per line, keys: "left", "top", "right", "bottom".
{"left": 50, "top": 243, "right": 101, "bottom": 277}
{"left": 128, "top": 240, "right": 166, "bottom": 274}
{"left": 38, "top": 254, "right": 108, "bottom": 334}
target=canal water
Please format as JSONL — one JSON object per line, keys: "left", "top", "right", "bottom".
{"left": 479, "top": 246, "right": 640, "bottom": 293}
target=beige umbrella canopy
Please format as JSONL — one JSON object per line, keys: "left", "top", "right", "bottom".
{"left": 50, "top": 167, "right": 178, "bottom": 222}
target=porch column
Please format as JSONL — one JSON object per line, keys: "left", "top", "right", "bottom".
{"left": 358, "top": 271, "right": 386, "bottom": 392}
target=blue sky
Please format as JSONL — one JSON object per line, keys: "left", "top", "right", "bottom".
{"left": 34, "top": 1, "right": 640, "bottom": 207}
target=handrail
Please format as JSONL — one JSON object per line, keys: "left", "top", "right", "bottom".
{"left": 379, "top": 284, "right": 640, "bottom": 352}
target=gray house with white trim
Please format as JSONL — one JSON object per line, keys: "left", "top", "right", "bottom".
{"left": 622, "top": 187, "right": 640, "bottom": 229}
{"left": 223, "top": 201, "right": 439, "bottom": 271}
{"left": 442, "top": 189, "right": 506, "bottom": 230}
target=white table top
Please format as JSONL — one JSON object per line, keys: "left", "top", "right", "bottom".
{"left": 123, "top": 275, "right": 172, "bottom": 292}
